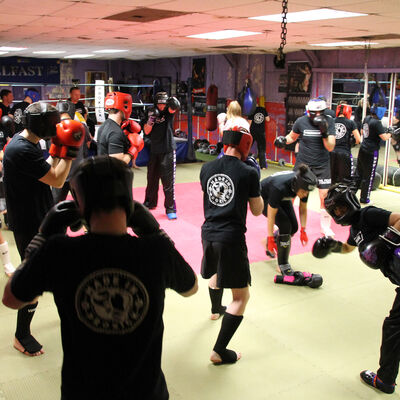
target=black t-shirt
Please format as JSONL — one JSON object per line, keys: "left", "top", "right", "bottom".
{"left": 97, "top": 118, "right": 128, "bottom": 156}
{"left": 147, "top": 110, "right": 176, "bottom": 154}
{"left": 0, "top": 102, "right": 11, "bottom": 116}
{"left": 334, "top": 117, "right": 357, "bottom": 153}
{"left": 324, "top": 108, "right": 336, "bottom": 118}
{"left": 3, "top": 134, "right": 52, "bottom": 232}
{"left": 10, "top": 101, "right": 30, "bottom": 133}
{"left": 361, "top": 116, "right": 385, "bottom": 153}
{"left": 292, "top": 114, "right": 335, "bottom": 167}
{"left": 70, "top": 100, "right": 86, "bottom": 117}
{"left": 200, "top": 155, "right": 260, "bottom": 242}
{"left": 260, "top": 171, "right": 308, "bottom": 208}
{"left": 249, "top": 106, "right": 268, "bottom": 134}
{"left": 11, "top": 232, "right": 196, "bottom": 400}
{"left": 348, "top": 207, "right": 391, "bottom": 248}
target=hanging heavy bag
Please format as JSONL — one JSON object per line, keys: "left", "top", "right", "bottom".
{"left": 243, "top": 81, "right": 257, "bottom": 117}
{"left": 206, "top": 84, "right": 218, "bottom": 131}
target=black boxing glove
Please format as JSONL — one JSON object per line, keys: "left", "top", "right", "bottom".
{"left": 146, "top": 107, "right": 160, "bottom": 127}
{"left": 312, "top": 236, "right": 343, "bottom": 259}
{"left": 274, "top": 136, "right": 287, "bottom": 149}
{"left": 25, "top": 201, "right": 82, "bottom": 259}
{"left": 313, "top": 115, "right": 329, "bottom": 138}
{"left": 166, "top": 96, "right": 180, "bottom": 111}
{"left": 1, "top": 116, "right": 15, "bottom": 139}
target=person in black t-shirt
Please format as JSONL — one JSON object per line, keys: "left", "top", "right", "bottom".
{"left": 68, "top": 87, "right": 86, "bottom": 118}
{"left": 143, "top": 92, "right": 180, "bottom": 220}
{"left": 3, "top": 102, "right": 83, "bottom": 357}
{"left": 200, "top": 126, "right": 263, "bottom": 364}
{"left": 355, "top": 105, "right": 391, "bottom": 204}
{"left": 97, "top": 91, "right": 142, "bottom": 166}
{"left": 10, "top": 88, "right": 40, "bottom": 133}
{"left": 0, "top": 89, "right": 13, "bottom": 116}
{"left": 331, "top": 103, "right": 361, "bottom": 185}
{"left": 2, "top": 155, "right": 198, "bottom": 400}
{"left": 260, "top": 165, "right": 317, "bottom": 277}
{"left": 274, "top": 98, "right": 336, "bottom": 237}
{"left": 312, "top": 183, "right": 400, "bottom": 394}
{"left": 249, "top": 100, "right": 270, "bottom": 169}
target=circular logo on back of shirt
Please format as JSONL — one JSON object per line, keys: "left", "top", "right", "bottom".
{"left": 335, "top": 122, "right": 347, "bottom": 139}
{"left": 254, "top": 112, "right": 265, "bottom": 124}
{"left": 13, "top": 108, "right": 23, "bottom": 124}
{"left": 207, "top": 173, "right": 234, "bottom": 207}
{"left": 75, "top": 268, "right": 149, "bottom": 335}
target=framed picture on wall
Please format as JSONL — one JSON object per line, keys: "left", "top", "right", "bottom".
{"left": 85, "top": 71, "right": 107, "bottom": 107}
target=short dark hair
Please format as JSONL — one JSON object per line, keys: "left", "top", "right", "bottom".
{"left": 70, "top": 87, "right": 80, "bottom": 94}
{"left": 0, "top": 89, "right": 11, "bottom": 99}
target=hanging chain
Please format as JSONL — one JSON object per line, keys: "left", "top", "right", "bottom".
{"left": 277, "top": 0, "right": 288, "bottom": 60}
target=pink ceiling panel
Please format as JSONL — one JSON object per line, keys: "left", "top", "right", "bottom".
{"left": 0, "top": 0, "right": 72, "bottom": 16}
{"left": 51, "top": 3, "right": 134, "bottom": 19}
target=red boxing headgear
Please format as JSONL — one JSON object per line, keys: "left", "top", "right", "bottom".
{"left": 222, "top": 126, "right": 253, "bottom": 161}
{"left": 336, "top": 104, "right": 352, "bottom": 120}
{"left": 104, "top": 92, "right": 132, "bottom": 120}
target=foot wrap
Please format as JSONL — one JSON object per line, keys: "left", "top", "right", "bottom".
{"left": 212, "top": 348, "right": 238, "bottom": 365}
{"left": 15, "top": 334, "right": 42, "bottom": 355}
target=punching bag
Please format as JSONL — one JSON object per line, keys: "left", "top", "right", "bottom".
{"left": 206, "top": 84, "right": 218, "bottom": 131}
{"left": 242, "top": 79, "right": 257, "bottom": 117}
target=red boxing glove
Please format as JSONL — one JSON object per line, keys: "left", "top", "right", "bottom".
{"left": 266, "top": 236, "right": 277, "bottom": 258}
{"left": 127, "top": 133, "right": 144, "bottom": 160}
{"left": 55, "top": 119, "right": 85, "bottom": 160}
{"left": 121, "top": 119, "right": 141, "bottom": 136}
{"left": 300, "top": 227, "right": 308, "bottom": 246}
{"left": 49, "top": 135, "right": 63, "bottom": 158}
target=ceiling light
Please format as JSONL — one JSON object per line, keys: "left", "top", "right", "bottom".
{"left": 310, "top": 41, "right": 378, "bottom": 47}
{"left": 187, "top": 30, "right": 262, "bottom": 40}
{"left": 93, "top": 49, "right": 128, "bottom": 53}
{"left": 250, "top": 8, "right": 367, "bottom": 23}
{"left": 64, "top": 54, "right": 95, "bottom": 59}
{"left": 0, "top": 51, "right": 9, "bottom": 55}
{"left": 33, "top": 51, "right": 66, "bottom": 55}
{"left": 0, "top": 46, "right": 27, "bottom": 51}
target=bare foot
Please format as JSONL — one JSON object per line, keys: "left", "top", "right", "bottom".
{"left": 210, "top": 349, "right": 241, "bottom": 364}
{"left": 210, "top": 313, "right": 222, "bottom": 320}
{"left": 14, "top": 336, "right": 44, "bottom": 357}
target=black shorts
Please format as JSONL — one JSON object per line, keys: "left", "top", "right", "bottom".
{"left": 201, "top": 239, "right": 251, "bottom": 288}
{"left": 309, "top": 165, "right": 331, "bottom": 189}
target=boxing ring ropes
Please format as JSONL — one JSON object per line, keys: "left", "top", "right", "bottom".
{"left": 0, "top": 78, "right": 197, "bottom": 162}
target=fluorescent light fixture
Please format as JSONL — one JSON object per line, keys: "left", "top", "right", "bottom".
{"left": 33, "top": 50, "right": 66, "bottom": 55}
{"left": 93, "top": 49, "right": 128, "bottom": 53}
{"left": 0, "top": 51, "right": 9, "bottom": 55}
{"left": 310, "top": 41, "right": 378, "bottom": 47}
{"left": 250, "top": 8, "right": 367, "bottom": 23}
{"left": 0, "top": 46, "right": 27, "bottom": 51}
{"left": 187, "top": 30, "right": 262, "bottom": 40}
{"left": 64, "top": 54, "right": 95, "bottom": 59}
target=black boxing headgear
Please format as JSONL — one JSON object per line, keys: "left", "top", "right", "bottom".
{"left": 291, "top": 164, "right": 318, "bottom": 192}
{"left": 0, "top": 115, "right": 15, "bottom": 139}
{"left": 154, "top": 91, "right": 168, "bottom": 105}
{"left": 69, "top": 155, "right": 133, "bottom": 227}
{"left": 222, "top": 126, "right": 253, "bottom": 161}
{"left": 22, "top": 102, "right": 60, "bottom": 139}
{"left": 324, "top": 183, "right": 361, "bottom": 226}
{"left": 56, "top": 100, "right": 75, "bottom": 120}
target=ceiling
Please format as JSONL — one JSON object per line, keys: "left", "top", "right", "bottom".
{"left": 0, "top": 0, "right": 399, "bottom": 60}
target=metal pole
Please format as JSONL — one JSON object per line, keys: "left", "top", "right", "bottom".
{"left": 186, "top": 77, "right": 196, "bottom": 161}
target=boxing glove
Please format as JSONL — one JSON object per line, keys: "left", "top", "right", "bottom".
{"left": 50, "top": 120, "right": 85, "bottom": 160}
{"left": 313, "top": 115, "right": 329, "bottom": 138}
{"left": 146, "top": 107, "right": 160, "bottom": 127}
{"left": 244, "top": 155, "right": 260, "bottom": 179}
{"left": 274, "top": 136, "right": 287, "bottom": 149}
{"left": 300, "top": 227, "right": 308, "bottom": 246}
{"left": 1, "top": 116, "right": 15, "bottom": 139}
{"left": 127, "top": 133, "right": 144, "bottom": 160}
{"left": 121, "top": 119, "right": 141, "bottom": 135}
{"left": 167, "top": 96, "right": 180, "bottom": 112}
{"left": 25, "top": 200, "right": 82, "bottom": 259}
{"left": 266, "top": 236, "right": 277, "bottom": 258}
{"left": 312, "top": 236, "right": 343, "bottom": 258}
{"left": 274, "top": 271, "right": 323, "bottom": 288}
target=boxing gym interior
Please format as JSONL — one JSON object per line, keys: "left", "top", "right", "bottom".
{"left": 1, "top": 0, "right": 400, "bottom": 398}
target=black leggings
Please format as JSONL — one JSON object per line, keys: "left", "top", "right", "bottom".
{"left": 330, "top": 150, "right": 354, "bottom": 185}
{"left": 355, "top": 147, "right": 378, "bottom": 203}
{"left": 263, "top": 200, "right": 298, "bottom": 236}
